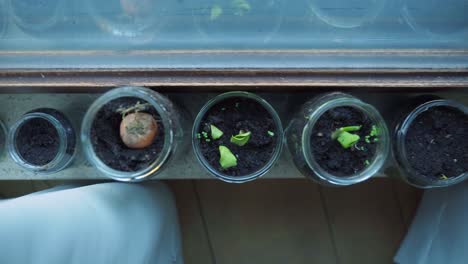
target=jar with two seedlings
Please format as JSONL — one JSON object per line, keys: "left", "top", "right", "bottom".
{"left": 286, "top": 92, "right": 390, "bottom": 186}
{"left": 81, "top": 86, "right": 185, "bottom": 181}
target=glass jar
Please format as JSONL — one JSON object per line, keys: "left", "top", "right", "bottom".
{"left": 285, "top": 92, "right": 390, "bottom": 186}
{"left": 192, "top": 91, "right": 283, "bottom": 183}
{"left": 192, "top": 0, "right": 284, "bottom": 42}
{"left": 308, "top": 0, "right": 386, "bottom": 28}
{"left": 85, "top": 0, "right": 171, "bottom": 41}
{"left": 8, "top": 108, "right": 76, "bottom": 174}
{"left": 394, "top": 98, "right": 468, "bottom": 188}
{"left": 81, "top": 86, "right": 185, "bottom": 181}
{"left": 11, "top": 0, "right": 64, "bottom": 35}
{"left": 0, "top": 0, "right": 8, "bottom": 38}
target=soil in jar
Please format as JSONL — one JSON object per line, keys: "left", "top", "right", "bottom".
{"left": 17, "top": 118, "right": 60, "bottom": 166}
{"left": 311, "top": 106, "right": 378, "bottom": 176}
{"left": 90, "top": 97, "right": 164, "bottom": 172}
{"left": 198, "top": 97, "right": 277, "bottom": 176}
{"left": 405, "top": 106, "right": 468, "bottom": 179}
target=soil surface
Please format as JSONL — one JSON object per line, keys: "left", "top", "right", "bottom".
{"left": 405, "top": 106, "right": 468, "bottom": 179}
{"left": 91, "top": 97, "right": 164, "bottom": 172}
{"left": 311, "top": 106, "right": 378, "bottom": 177}
{"left": 17, "top": 118, "right": 60, "bottom": 166}
{"left": 198, "top": 97, "right": 277, "bottom": 176}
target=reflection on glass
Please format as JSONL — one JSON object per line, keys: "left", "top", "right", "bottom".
{"left": 402, "top": 0, "right": 468, "bottom": 35}
{"left": 308, "top": 0, "right": 385, "bottom": 28}
{"left": 86, "top": 0, "right": 163, "bottom": 40}
{"left": 0, "top": 0, "right": 7, "bottom": 38}
{"left": 11, "top": 0, "right": 63, "bottom": 34}
{"left": 193, "top": 0, "right": 283, "bottom": 41}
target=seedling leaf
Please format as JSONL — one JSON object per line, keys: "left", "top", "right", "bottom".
{"left": 210, "top": 125, "right": 224, "bottom": 140}
{"left": 331, "top": 125, "right": 361, "bottom": 140}
{"left": 267, "top": 131, "right": 275, "bottom": 137}
{"left": 337, "top": 131, "right": 360, "bottom": 149}
{"left": 370, "top": 125, "right": 379, "bottom": 137}
{"left": 230, "top": 130, "right": 251, "bottom": 146}
{"left": 210, "top": 4, "right": 223, "bottom": 20}
{"left": 219, "top": 145, "right": 237, "bottom": 169}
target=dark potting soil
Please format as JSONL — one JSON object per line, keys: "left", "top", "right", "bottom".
{"left": 311, "top": 106, "right": 378, "bottom": 177}
{"left": 198, "top": 97, "right": 277, "bottom": 176}
{"left": 91, "top": 97, "right": 164, "bottom": 172}
{"left": 17, "top": 118, "right": 60, "bottom": 166}
{"left": 405, "top": 106, "right": 468, "bottom": 179}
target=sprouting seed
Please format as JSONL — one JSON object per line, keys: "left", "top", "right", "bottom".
{"left": 219, "top": 145, "right": 237, "bottom": 169}
{"left": 267, "top": 131, "right": 275, "bottom": 137}
{"left": 210, "top": 124, "right": 224, "bottom": 140}
{"left": 231, "top": 130, "right": 251, "bottom": 146}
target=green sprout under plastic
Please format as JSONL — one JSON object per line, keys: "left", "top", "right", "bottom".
{"left": 364, "top": 160, "right": 370, "bottom": 166}
{"left": 267, "top": 131, "right": 275, "bottom": 137}
{"left": 231, "top": 0, "right": 251, "bottom": 16}
{"left": 331, "top": 125, "right": 361, "bottom": 149}
{"left": 219, "top": 145, "right": 237, "bottom": 169}
{"left": 210, "top": 124, "right": 224, "bottom": 140}
{"left": 201, "top": 131, "right": 208, "bottom": 139}
{"left": 210, "top": 4, "right": 223, "bottom": 20}
{"left": 230, "top": 130, "right": 251, "bottom": 146}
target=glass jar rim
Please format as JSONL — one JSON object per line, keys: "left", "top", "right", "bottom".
{"left": 81, "top": 86, "right": 174, "bottom": 181}
{"left": 395, "top": 99, "right": 468, "bottom": 188}
{"left": 8, "top": 112, "right": 70, "bottom": 173}
{"left": 302, "top": 96, "right": 390, "bottom": 186}
{"left": 192, "top": 91, "right": 283, "bottom": 183}
{"left": 11, "top": 0, "right": 63, "bottom": 32}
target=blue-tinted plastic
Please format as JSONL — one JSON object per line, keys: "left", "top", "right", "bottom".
{"left": 0, "top": 0, "right": 466, "bottom": 68}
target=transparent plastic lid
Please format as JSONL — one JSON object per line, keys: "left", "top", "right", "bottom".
{"left": 0, "top": 0, "right": 467, "bottom": 68}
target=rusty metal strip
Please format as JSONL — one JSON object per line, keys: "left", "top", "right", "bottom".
{"left": 0, "top": 68, "right": 467, "bottom": 92}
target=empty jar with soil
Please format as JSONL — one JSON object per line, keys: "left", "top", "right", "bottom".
{"left": 8, "top": 108, "right": 76, "bottom": 174}
{"left": 81, "top": 86, "right": 185, "bottom": 181}
{"left": 394, "top": 97, "right": 468, "bottom": 188}
{"left": 286, "top": 92, "right": 390, "bottom": 186}
{"left": 192, "top": 91, "right": 283, "bottom": 183}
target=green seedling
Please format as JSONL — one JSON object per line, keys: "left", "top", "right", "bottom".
{"left": 440, "top": 174, "right": 448, "bottom": 180}
{"left": 235, "top": 102, "right": 240, "bottom": 108}
{"left": 331, "top": 125, "right": 361, "bottom": 149}
{"left": 231, "top": 0, "right": 251, "bottom": 16}
{"left": 365, "top": 125, "right": 379, "bottom": 143}
{"left": 196, "top": 133, "right": 201, "bottom": 139}
{"left": 267, "top": 131, "right": 275, "bottom": 137}
{"left": 230, "top": 130, "right": 251, "bottom": 146}
{"left": 210, "top": 4, "right": 223, "bottom": 20}
{"left": 210, "top": 125, "right": 224, "bottom": 140}
{"left": 219, "top": 145, "right": 237, "bottom": 169}
{"left": 337, "top": 132, "right": 360, "bottom": 149}
{"left": 201, "top": 131, "right": 208, "bottom": 139}
{"left": 364, "top": 160, "right": 370, "bottom": 166}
